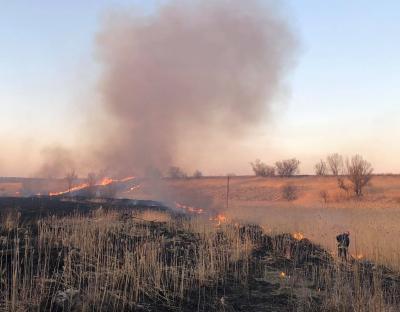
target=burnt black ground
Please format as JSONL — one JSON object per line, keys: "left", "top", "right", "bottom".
{"left": 2, "top": 198, "right": 400, "bottom": 311}
{"left": 0, "top": 196, "right": 169, "bottom": 223}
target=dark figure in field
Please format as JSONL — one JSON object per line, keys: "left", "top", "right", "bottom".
{"left": 336, "top": 231, "right": 350, "bottom": 261}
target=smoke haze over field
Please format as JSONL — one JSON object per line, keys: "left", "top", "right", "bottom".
{"left": 3, "top": 1, "right": 400, "bottom": 177}
{"left": 93, "top": 0, "right": 297, "bottom": 176}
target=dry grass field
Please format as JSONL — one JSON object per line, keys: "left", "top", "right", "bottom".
{"left": 2, "top": 175, "right": 400, "bottom": 311}
{"left": 2, "top": 205, "right": 400, "bottom": 311}
{"left": 158, "top": 175, "right": 400, "bottom": 209}
{"left": 1, "top": 175, "right": 400, "bottom": 270}
{"left": 132, "top": 175, "right": 400, "bottom": 269}
{"left": 0, "top": 183, "right": 21, "bottom": 197}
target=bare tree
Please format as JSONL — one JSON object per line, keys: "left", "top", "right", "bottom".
{"left": 87, "top": 172, "right": 97, "bottom": 197}
{"left": 327, "top": 153, "right": 343, "bottom": 175}
{"left": 275, "top": 158, "right": 300, "bottom": 177}
{"left": 314, "top": 160, "right": 328, "bottom": 176}
{"left": 346, "top": 155, "right": 373, "bottom": 197}
{"left": 167, "top": 166, "right": 187, "bottom": 179}
{"left": 250, "top": 159, "right": 275, "bottom": 177}
{"left": 65, "top": 169, "right": 78, "bottom": 195}
{"left": 193, "top": 170, "right": 203, "bottom": 178}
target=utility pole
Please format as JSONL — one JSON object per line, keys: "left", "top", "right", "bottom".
{"left": 226, "top": 175, "right": 230, "bottom": 210}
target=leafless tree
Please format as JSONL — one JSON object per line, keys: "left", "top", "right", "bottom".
{"left": 167, "top": 166, "right": 187, "bottom": 179}
{"left": 314, "top": 160, "right": 328, "bottom": 176}
{"left": 345, "top": 155, "right": 373, "bottom": 197}
{"left": 275, "top": 158, "right": 300, "bottom": 177}
{"left": 250, "top": 159, "right": 275, "bottom": 177}
{"left": 87, "top": 172, "right": 97, "bottom": 197}
{"left": 327, "top": 153, "right": 343, "bottom": 175}
{"left": 65, "top": 169, "right": 78, "bottom": 195}
{"left": 193, "top": 170, "right": 203, "bottom": 178}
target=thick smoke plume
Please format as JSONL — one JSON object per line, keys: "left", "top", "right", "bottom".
{"left": 95, "top": 0, "right": 297, "bottom": 176}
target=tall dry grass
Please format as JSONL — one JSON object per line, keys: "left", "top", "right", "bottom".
{"left": 228, "top": 202, "right": 400, "bottom": 270}
{"left": 131, "top": 175, "right": 400, "bottom": 270}
{"left": 1, "top": 207, "right": 400, "bottom": 311}
{"left": 0, "top": 209, "right": 254, "bottom": 311}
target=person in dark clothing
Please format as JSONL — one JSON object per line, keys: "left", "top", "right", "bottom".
{"left": 336, "top": 231, "right": 350, "bottom": 261}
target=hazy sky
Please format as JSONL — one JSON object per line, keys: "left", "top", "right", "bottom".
{"left": 1, "top": 1, "right": 399, "bottom": 176}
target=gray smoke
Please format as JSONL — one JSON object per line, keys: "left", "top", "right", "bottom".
{"left": 36, "top": 145, "right": 75, "bottom": 179}
{"left": 94, "top": 0, "right": 297, "bottom": 176}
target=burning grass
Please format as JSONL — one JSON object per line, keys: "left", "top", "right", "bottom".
{"left": 160, "top": 176, "right": 400, "bottom": 271}
{"left": 48, "top": 176, "right": 136, "bottom": 197}
{"left": 1, "top": 205, "right": 400, "bottom": 311}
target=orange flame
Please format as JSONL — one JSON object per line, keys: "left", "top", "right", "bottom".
{"left": 353, "top": 254, "right": 364, "bottom": 260}
{"left": 210, "top": 213, "right": 227, "bottom": 226}
{"left": 292, "top": 232, "right": 304, "bottom": 241}
{"left": 49, "top": 182, "right": 89, "bottom": 196}
{"left": 175, "top": 202, "right": 204, "bottom": 214}
{"left": 99, "top": 177, "right": 113, "bottom": 186}
{"left": 49, "top": 176, "right": 135, "bottom": 196}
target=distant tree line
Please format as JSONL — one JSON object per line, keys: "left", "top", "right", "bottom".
{"left": 250, "top": 158, "right": 300, "bottom": 177}
{"left": 346, "top": 155, "right": 373, "bottom": 197}
{"left": 314, "top": 153, "right": 373, "bottom": 197}
{"left": 252, "top": 153, "right": 373, "bottom": 198}
{"left": 65, "top": 152, "right": 373, "bottom": 200}
{"left": 165, "top": 167, "right": 204, "bottom": 179}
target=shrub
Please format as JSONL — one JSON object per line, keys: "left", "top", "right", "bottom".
{"left": 275, "top": 158, "right": 300, "bottom": 176}
{"left": 193, "top": 170, "right": 203, "bottom": 178}
{"left": 314, "top": 160, "right": 328, "bottom": 176}
{"left": 282, "top": 184, "right": 298, "bottom": 201}
{"left": 167, "top": 166, "right": 187, "bottom": 179}
{"left": 346, "top": 155, "right": 373, "bottom": 197}
{"left": 250, "top": 159, "right": 275, "bottom": 177}
{"left": 327, "top": 153, "right": 343, "bottom": 176}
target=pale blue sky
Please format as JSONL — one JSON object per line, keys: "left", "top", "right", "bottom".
{"left": 1, "top": 1, "right": 399, "bottom": 175}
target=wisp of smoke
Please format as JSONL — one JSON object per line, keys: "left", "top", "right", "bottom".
{"left": 94, "top": 0, "right": 297, "bottom": 176}
{"left": 37, "top": 145, "right": 76, "bottom": 179}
